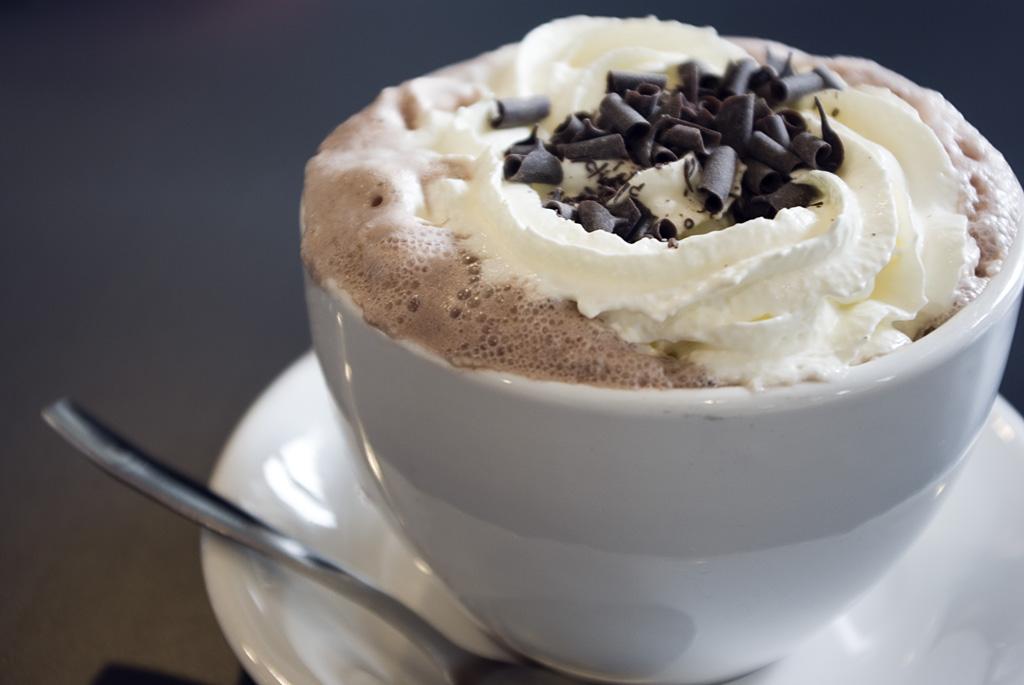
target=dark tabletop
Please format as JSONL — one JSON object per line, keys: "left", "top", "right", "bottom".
{"left": 3, "top": 1, "right": 1023, "bottom": 683}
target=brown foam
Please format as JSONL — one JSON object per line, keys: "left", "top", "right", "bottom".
{"left": 301, "top": 40, "right": 1022, "bottom": 389}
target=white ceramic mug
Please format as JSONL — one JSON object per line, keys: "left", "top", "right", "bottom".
{"left": 305, "top": 231, "right": 1023, "bottom": 683}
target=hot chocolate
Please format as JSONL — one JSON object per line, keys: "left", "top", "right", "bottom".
{"left": 301, "top": 16, "right": 1021, "bottom": 389}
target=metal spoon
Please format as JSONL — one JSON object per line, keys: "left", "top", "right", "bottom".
{"left": 42, "top": 398, "right": 588, "bottom": 685}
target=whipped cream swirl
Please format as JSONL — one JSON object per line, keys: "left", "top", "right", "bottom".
{"left": 416, "top": 16, "right": 976, "bottom": 387}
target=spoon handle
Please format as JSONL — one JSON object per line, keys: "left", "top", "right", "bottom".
{"left": 41, "top": 398, "right": 476, "bottom": 682}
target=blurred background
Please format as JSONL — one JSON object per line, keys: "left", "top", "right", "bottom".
{"left": 3, "top": 1, "right": 1022, "bottom": 683}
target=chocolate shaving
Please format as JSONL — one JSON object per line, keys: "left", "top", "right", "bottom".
{"left": 734, "top": 194, "right": 775, "bottom": 221}
{"left": 753, "top": 97, "right": 773, "bottom": 120}
{"left": 491, "top": 96, "right": 551, "bottom": 129}
{"left": 720, "top": 60, "right": 738, "bottom": 91}
{"left": 662, "top": 119, "right": 722, "bottom": 148}
{"left": 628, "top": 129, "right": 655, "bottom": 167}
{"left": 749, "top": 65, "right": 777, "bottom": 92}
{"left": 754, "top": 113, "right": 791, "bottom": 147}
{"left": 721, "top": 58, "right": 759, "bottom": 96}
{"left": 625, "top": 83, "right": 662, "bottom": 118}
{"left": 607, "top": 70, "right": 668, "bottom": 94}
{"left": 662, "top": 117, "right": 722, "bottom": 146}
{"left": 813, "top": 66, "right": 845, "bottom": 90}
{"left": 699, "top": 73, "right": 721, "bottom": 94}
{"left": 778, "top": 109, "right": 807, "bottom": 137}
{"left": 743, "top": 160, "right": 786, "bottom": 195}
{"left": 575, "top": 117, "right": 609, "bottom": 141}
{"left": 715, "top": 94, "right": 755, "bottom": 153}
{"left": 608, "top": 196, "right": 643, "bottom": 240}
{"left": 612, "top": 198, "right": 655, "bottom": 243}
{"left": 551, "top": 115, "right": 585, "bottom": 145}
{"left": 660, "top": 124, "right": 708, "bottom": 155}
{"left": 747, "top": 130, "right": 801, "bottom": 173}
{"left": 790, "top": 132, "right": 832, "bottom": 170}
{"left": 647, "top": 113, "right": 672, "bottom": 135}
{"left": 813, "top": 97, "right": 844, "bottom": 172}
{"left": 699, "top": 145, "right": 737, "bottom": 215}
{"left": 699, "top": 95, "right": 723, "bottom": 115}
{"left": 695, "top": 123, "right": 723, "bottom": 148}
{"left": 651, "top": 143, "right": 678, "bottom": 165}
{"left": 544, "top": 200, "right": 576, "bottom": 220}
{"left": 766, "top": 72, "right": 826, "bottom": 106}
{"left": 577, "top": 200, "right": 618, "bottom": 233}
{"left": 558, "top": 133, "right": 629, "bottom": 161}
{"left": 672, "top": 106, "right": 697, "bottom": 124}
{"left": 608, "top": 194, "right": 641, "bottom": 222}
{"left": 598, "top": 92, "right": 651, "bottom": 139}
{"left": 505, "top": 127, "right": 542, "bottom": 156}
{"left": 503, "top": 147, "right": 563, "bottom": 184}
{"left": 651, "top": 218, "right": 678, "bottom": 240}
{"left": 768, "top": 182, "right": 820, "bottom": 210}
{"left": 626, "top": 211, "right": 654, "bottom": 243}
{"left": 677, "top": 61, "right": 701, "bottom": 103}
{"left": 694, "top": 107, "right": 717, "bottom": 128}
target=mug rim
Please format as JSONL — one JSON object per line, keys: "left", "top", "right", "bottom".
{"left": 309, "top": 222, "right": 1024, "bottom": 415}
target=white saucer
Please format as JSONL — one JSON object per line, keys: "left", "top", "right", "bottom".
{"left": 202, "top": 353, "right": 1024, "bottom": 685}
